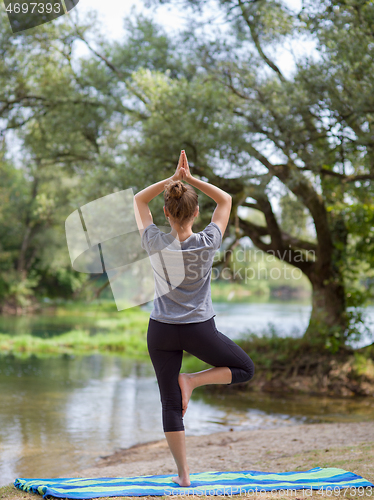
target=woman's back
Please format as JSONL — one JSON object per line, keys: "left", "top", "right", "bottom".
{"left": 141, "top": 221, "right": 222, "bottom": 324}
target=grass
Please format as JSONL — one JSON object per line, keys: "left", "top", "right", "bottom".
{"left": 0, "top": 328, "right": 149, "bottom": 358}
{"left": 1, "top": 441, "right": 373, "bottom": 500}
{"left": 0, "top": 301, "right": 150, "bottom": 358}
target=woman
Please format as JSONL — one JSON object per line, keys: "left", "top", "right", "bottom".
{"left": 133, "top": 150, "right": 255, "bottom": 487}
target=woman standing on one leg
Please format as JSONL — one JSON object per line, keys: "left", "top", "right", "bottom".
{"left": 134, "top": 151, "right": 255, "bottom": 488}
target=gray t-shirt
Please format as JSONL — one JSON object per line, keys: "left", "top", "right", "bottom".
{"left": 141, "top": 222, "right": 222, "bottom": 324}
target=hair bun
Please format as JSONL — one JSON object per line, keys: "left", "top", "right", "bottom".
{"left": 163, "top": 179, "right": 198, "bottom": 225}
{"left": 169, "top": 181, "right": 187, "bottom": 200}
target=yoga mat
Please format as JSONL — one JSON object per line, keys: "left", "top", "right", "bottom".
{"left": 14, "top": 467, "right": 374, "bottom": 499}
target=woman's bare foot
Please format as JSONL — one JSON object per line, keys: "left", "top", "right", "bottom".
{"left": 172, "top": 473, "right": 191, "bottom": 487}
{"left": 178, "top": 373, "right": 194, "bottom": 417}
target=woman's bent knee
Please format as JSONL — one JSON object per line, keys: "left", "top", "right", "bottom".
{"left": 229, "top": 360, "right": 255, "bottom": 385}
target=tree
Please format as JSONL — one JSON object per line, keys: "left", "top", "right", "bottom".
{"left": 0, "top": 10, "right": 186, "bottom": 309}
{"left": 0, "top": 11, "right": 108, "bottom": 311}
{"left": 128, "top": 0, "right": 373, "bottom": 350}
{"left": 1, "top": 2, "right": 373, "bottom": 352}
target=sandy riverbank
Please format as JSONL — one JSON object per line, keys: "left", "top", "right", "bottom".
{"left": 74, "top": 421, "right": 374, "bottom": 482}
{"left": 5, "top": 421, "right": 374, "bottom": 500}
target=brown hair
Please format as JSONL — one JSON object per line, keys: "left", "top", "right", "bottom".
{"left": 164, "top": 180, "right": 198, "bottom": 227}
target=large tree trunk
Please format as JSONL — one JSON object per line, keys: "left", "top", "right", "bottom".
{"left": 304, "top": 211, "right": 350, "bottom": 346}
{"left": 236, "top": 186, "right": 350, "bottom": 348}
{"left": 305, "top": 274, "right": 348, "bottom": 344}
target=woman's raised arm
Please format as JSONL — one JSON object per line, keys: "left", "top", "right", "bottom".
{"left": 181, "top": 153, "right": 232, "bottom": 236}
{"left": 181, "top": 152, "right": 231, "bottom": 204}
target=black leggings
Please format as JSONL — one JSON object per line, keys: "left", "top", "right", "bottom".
{"left": 147, "top": 316, "right": 255, "bottom": 433}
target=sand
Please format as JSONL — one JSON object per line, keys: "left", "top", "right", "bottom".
{"left": 75, "top": 421, "right": 374, "bottom": 479}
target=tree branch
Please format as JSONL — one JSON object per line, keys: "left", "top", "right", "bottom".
{"left": 237, "top": 0, "right": 286, "bottom": 83}
{"left": 319, "top": 168, "right": 374, "bottom": 183}
{"left": 238, "top": 216, "right": 314, "bottom": 275}
{"left": 242, "top": 201, "right": 261, "bottom": 210}
{"left": 256, "top": 195, "right": 284, "bottom": 250}
{"left": 72, "top": 25, "right": 151, "bottom": 107}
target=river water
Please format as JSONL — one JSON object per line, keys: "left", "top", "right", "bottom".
{"left": 0, "top": 300, "right": 373, "bottom": 487}
{"left": 143, "top": 300, "right": 374, "bottom": 347}
{"left": 1, "top": 300, "right": 373, "bottom": 346}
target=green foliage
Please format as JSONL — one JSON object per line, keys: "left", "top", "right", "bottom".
{"left": 344, "top": 202, "right": 374, "bottom": 305}
{"left": 0, "top": 302, "right": 149, "bottom": 357}
{"left": 279, "top": 192, "right": 309, "bottom": 240}
{"left": 0, "top": 269, "right": 40, "bottom": 309}
{"left": 233, "top": 0, "right": 296, "bottom": 44}
{"left": 0, "top": 328, "right": 148, "bottom": 357}
{"left": 353, "top": 351, "right": 374, "bottom": 379}
{"left": 0, "top": 0, "right": 373, "bottom": 351}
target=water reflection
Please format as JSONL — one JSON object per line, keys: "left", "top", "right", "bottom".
{"left": 0, "top": 355, "right": 159, "bottom": 486}
{"left": 0, "top": 312, "right": 104, "bottom": 339}
{"left": 0, "top": 354, "right": 304, "bottom": 487}
{"left": 1, "top": 353, "right": 374, "bottom": 487}
{"left": 196, "top": 391, "right": 374, "bottom": 424}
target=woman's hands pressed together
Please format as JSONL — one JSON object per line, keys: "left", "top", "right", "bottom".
{"left": 172, "top": 150, "right": 193, "bottom": 183}
{"left": 181, "top": 151, "right": 193, "bottom": 182}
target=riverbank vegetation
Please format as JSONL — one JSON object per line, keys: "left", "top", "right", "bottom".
{"left": 0, "top": 300, "right": 149, "bottom": 358}
{"left": 1, "top": 299, "right": 373, "bottom": 397}
{"left": 0, "top": 328, "right": 148, "bottom": 358}
{"left": 183, "top": 332, "right": 374, "bottom": 398}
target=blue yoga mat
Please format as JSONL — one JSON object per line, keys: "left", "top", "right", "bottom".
{"left": 14, "top": 467, "right": 373, "bottom": 499}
